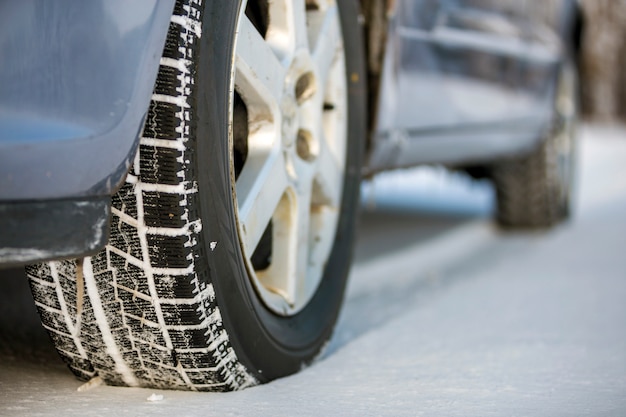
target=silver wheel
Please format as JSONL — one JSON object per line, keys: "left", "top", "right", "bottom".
{"left": 233, "top": 0, "right": 348, "bottom": 315}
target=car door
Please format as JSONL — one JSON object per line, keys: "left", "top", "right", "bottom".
{"left": 369, "top": 0, "right": 564, "bottom": 170}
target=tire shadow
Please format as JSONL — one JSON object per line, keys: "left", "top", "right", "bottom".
{"left": 0, "top": 267, "right": 69, "bottom": 379}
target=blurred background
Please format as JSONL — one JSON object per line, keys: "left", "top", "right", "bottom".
{"left": 579, "top": 0, "right": 626, "bottom": 122}
{"left": 482, "top": 0, "right": 626, "bottom": 123}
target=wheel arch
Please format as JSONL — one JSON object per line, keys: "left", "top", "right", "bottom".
{"left": 0, "top": 0, "right": 176, "bottom": 202}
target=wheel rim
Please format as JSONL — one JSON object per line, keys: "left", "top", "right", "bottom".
{"left": 230, "top": 0, "right": 348, "bottom": 316}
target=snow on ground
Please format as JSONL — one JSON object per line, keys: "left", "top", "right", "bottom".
{"left": 361, "top": 165, "right": 494, "bottom": 217}
{"left": 1, "top": 124, "right": 625, "bottom": 416}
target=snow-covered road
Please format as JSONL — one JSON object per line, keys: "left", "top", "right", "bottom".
{"left": 1, "top": 125, "right": 625, "bottom": 416}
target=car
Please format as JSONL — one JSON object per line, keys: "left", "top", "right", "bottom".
{"left": 0, "top": 0, "right": 582, "bottom": 391}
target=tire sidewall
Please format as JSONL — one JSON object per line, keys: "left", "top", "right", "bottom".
{"left": 195, "top": 0, "right": 366, "bottom": 382}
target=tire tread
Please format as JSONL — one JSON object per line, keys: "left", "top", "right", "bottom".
{"left": 26, "top": 0, "right": 258, "bottom": 392}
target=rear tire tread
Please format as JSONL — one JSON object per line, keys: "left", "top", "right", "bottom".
{"left": 492, "top": 61, "right": 577, "bottom": 230}
{"left": 492, "top": 127, "right": 564, "bottom": 229}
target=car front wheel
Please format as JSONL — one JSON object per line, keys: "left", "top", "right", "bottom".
{"left": 26, "top": 0, "right": 365, "bottom": 391}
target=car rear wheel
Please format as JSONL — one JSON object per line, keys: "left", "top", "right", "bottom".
{"left": 491, "top": 61, "right": 578, "bottom": 229}
{"left": 26, "top": 0, "right": 365, "bottom": 391}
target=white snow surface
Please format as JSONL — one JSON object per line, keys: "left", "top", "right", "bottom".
{"left": 1, "top": 124, "right": 625, "bottom": 416}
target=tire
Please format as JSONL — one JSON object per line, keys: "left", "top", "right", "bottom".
{"left": 26, "top": 0, "right": 365, "bottom": 391}
{"left": 491, "top": 61, "right": 578, "bottom": 229}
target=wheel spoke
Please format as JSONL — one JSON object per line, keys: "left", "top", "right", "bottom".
{"left": 235, "top": 15, "right": 286, "bottom": 115}
{"left": 236, "top": 148, "right": 289, "bottom": 255}
{"left": 255, "top": 180, "right": 312, "bottom": 309}
{"left": 312, "top": 5, "right": 341, "bottom": 87}
{"left": 292, "top": 183, "right": 313, "bottom": 306}
{"left": 291, "top": 0, "right": 309, "bottom": 51}
{"left": 265, "top": 0, "right": 309, "bottom": 58}
{"left": 272, "top": 179, "right": 313, "bottom": 307}
{"left": 312, "top": 132, "right": 343, "bottom": 207}
{"left": 307, "top": 204, "right": 338, "bottom": 297}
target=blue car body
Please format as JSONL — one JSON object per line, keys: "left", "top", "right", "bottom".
{"left": 0, "top": 0, "right": 175, "bottom": 263}
{"left": 0, "top": 0, "right": 581, "bottom": 265}
{"left": 367, "top": 0, "right": 581, "bottom": 171}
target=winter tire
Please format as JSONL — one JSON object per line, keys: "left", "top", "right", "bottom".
{"left": 26, "top": 0, "right": 365, "bottom": 391}
{"left": 491, "top": 61, "right": 578, "bottom": 229}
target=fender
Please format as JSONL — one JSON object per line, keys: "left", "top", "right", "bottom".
{"left": 0, "top": 0, "right": 176, "bottom": 201}
{"left": 0, "top": 0, "right": 175, "bottom": 264}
